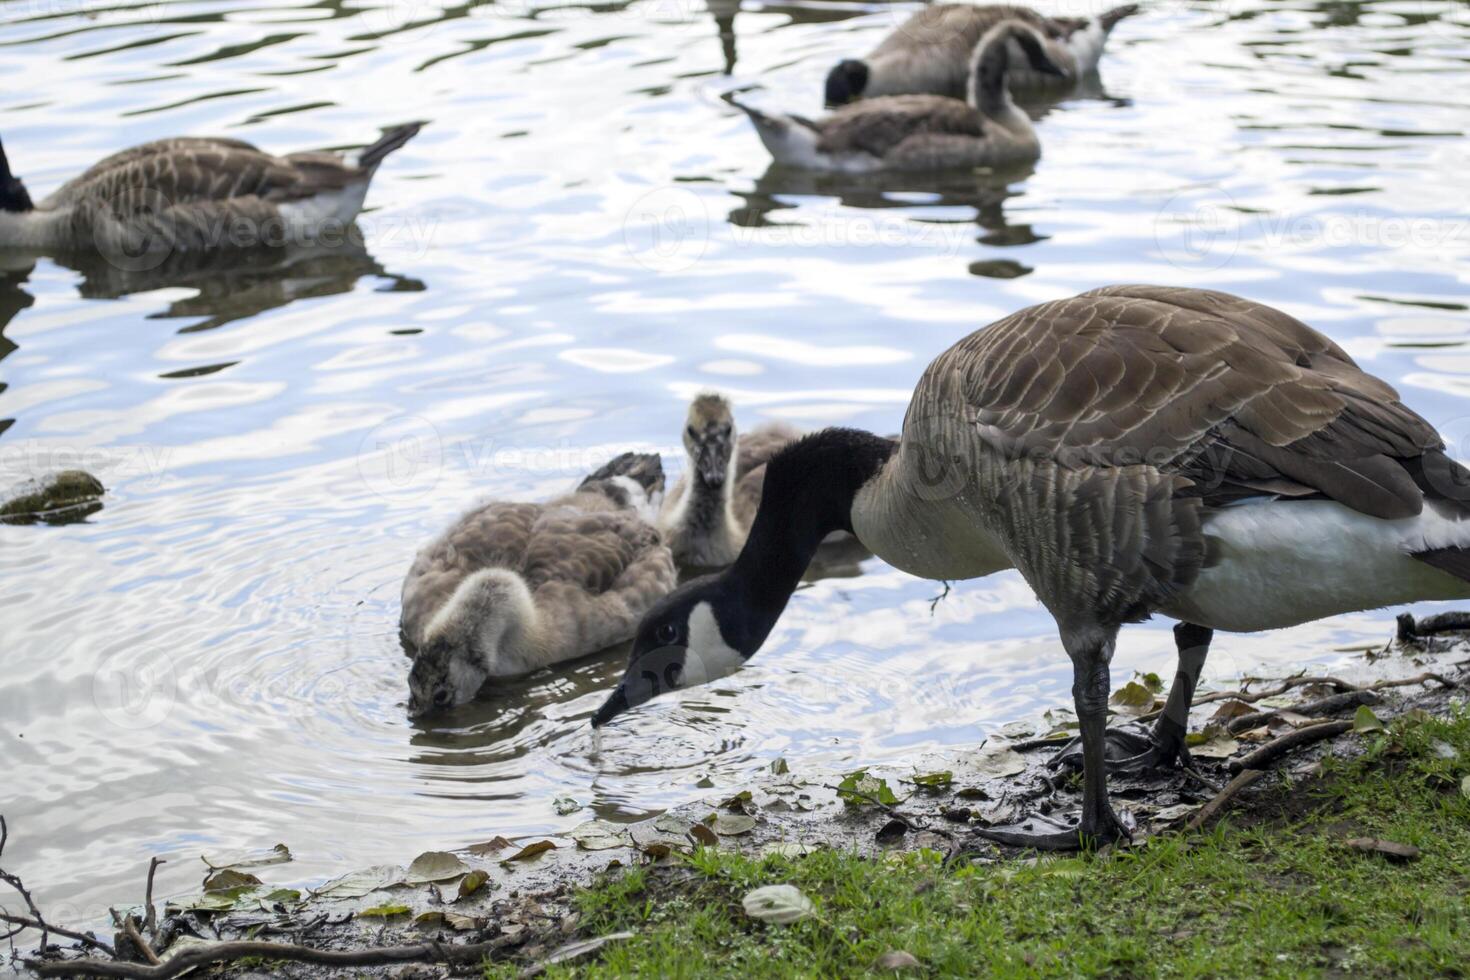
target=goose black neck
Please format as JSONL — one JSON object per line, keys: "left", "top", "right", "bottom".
{"left": 722, "top": 427, "right": 894, "bottom": 647}
{"left": 969, "top": 34, "right": 1012, "bottom": 113}
{"left": 0, "top": 139, "right": 32, "bottom": 214}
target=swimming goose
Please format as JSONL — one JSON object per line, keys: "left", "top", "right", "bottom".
{"left": 825, "top": 3, "right": 1138, "bottom": 106}
{"left": 0, "top": 124, "right": 421, "bottom": 254}
{"left": 731, "top": 20, "right": 1066, "bottom": 173}
{"left": 402, "top": 451, "right": 677, "bottom": 717}
{"left": 592, "top": 285, "right": 1470, "bottom": 849}
{"left": 659, "top": 392, "right": 802, "bottom": 568}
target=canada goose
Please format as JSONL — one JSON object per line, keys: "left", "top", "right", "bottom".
{"left": 0, "top": 124, "right": 421, "bottom": 254}
{"left": 731, "top": 20, "right": 1066, "bottom": 173}
{"left": 402, "top": 452, "right": 676, "bottom": 718}
{"left": 659, "top": 393, "right": 802, "bottom": 568}
{"left": 824, "top": 3, "right": 1138, "bottom": 106}
{"left": 592, "top": 285, "right": 1470, "bottom": 849}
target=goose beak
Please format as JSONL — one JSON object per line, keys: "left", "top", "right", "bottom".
{"left": 591, "top": 680, "right": 641, "bottom": 728}
{"left": 695, "top": 440, "right": 729, "bottom": 488}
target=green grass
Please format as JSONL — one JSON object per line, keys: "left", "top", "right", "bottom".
{"left": 491, "top": 710, "right": 1470, "bottom": 978}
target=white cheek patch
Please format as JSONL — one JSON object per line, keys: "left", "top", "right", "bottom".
{"left": 683, "top": 601, "right": 746, "bottom": 686}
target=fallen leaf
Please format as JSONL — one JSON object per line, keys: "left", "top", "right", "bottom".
{"left": 504, "top": 840, "right": 557, "bottom": 862}
{"left": 1150, "top": 803, "right": 1198, "bottom": 825}
{"left": 837, "top": 770, "right": 900, "bottom": 807}
{"left": 741, "top": 884, "right": 814, "bottom": 924}
{"left": 258, "top": 888, "right": 301, "bottom": 906}
{"left": 998, "top": 720, "right": 1035, "bottom": 739}
{"left": 770, "top": 758, "right": 790, "bottom": 775}
{"left": 955, "top": 786, "right": 989, "bottom": 800}
{"left": 1345, "top": 837, "right": 1420, "bottom": 862}
{"left": 404, "top": 851, "right": 469, "bottom": 884}
{"left": 761, "top": 842, "right": 819, "bottom": 858}
{"left": 359, "top": 903, "right": 411, "bottom": 918}
{"left": 713, "top": 814, "right": 757, "bottom": 837}
{"left": 689, "top": 824, "right": 719, "bottom": 847}
{"left": 875, "top": 950, "right": 922, "bottom": 971}
{"left": 522, "top": 932, "right": 635, "bottom": 977}
{"left": 201, "top": 844, "right": 291, "bottom": 872}
{"left": 203, "top": 869, "right": 261, "bottom": 893}
{"left": 1353, "top": 705, "right": 1385, "bottom": 734}
{"left": 570, "top": 820, "right": 632, "bottom": 852}
{"left": 1208, "top": 699, "right": 1256, "bottom": 723}
{"left": 553, "top": 796, "right": 582, "bottom": 815}
{"left": 972, "top": 742, "right": 1026, "bottom": 779}
{"left": 1140, "top": 672, "right": 1165, "bottom": 694}
{"left": 457, "top": 870, "right": 488, "bottom": 900}
{"left": 718, "top": 790, "right": 754, "bottom": 811}
{"left": 313, "top": 865, "right": 405, "bottom": 899}
{"left": 467, "top": 837, "right": 514, "bottom": 856}
{"left": 1186, "top": 727, "right": 1239, "bottom": 759}
{"left": 654, "top": 813, "right": 694, "bottom": 835}
{"left": 909, "top": 770, "right": 953, "bottom": 789}
{"left": 1236, "top": 725, "right": 1273, "bottom": 743}
{"left": 414, "top": 910, "right": 478, "bottom": 931}
{"left": 875, "top": 819, "right": 907, "bottom": 845}
{"left": 1110, "top": 681, "right": 1157, "bottom": 715}
{"left": 638, "top": 842, "right": 672, "bottom": 859}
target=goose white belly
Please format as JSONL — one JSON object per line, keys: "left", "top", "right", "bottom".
{"left": 1165, "top": 499, "right": 1470, "bottom": 632}
{"left": 277, "top": 182, "right": 370, "bottom": 237}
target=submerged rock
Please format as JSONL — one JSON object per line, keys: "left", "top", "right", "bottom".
{"left": 0, "top": 469, "right": 105, "bottom": 524}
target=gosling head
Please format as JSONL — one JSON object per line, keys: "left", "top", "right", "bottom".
{"left": 971, "top": 22, "right": 1068, "bottom": 106}
{"left": 407, "top": 636, "right": 489, "bottom": 719}
{"left": 0, "top": 139, "right": 33, "bottom": 214}
{"left": 824, "top": 59, "right": 870, "bottom": 107}
{"left": 591, "top": 575, "right": 759, "bottom": 728}
{"left": 683, "top": 393, "right": 736, "bottom": 490}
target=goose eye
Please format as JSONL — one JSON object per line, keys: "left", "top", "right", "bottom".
{"left": 655, "top": 623, "right": 679, "bottom": 646}
{"left": 686, "top": 426, "right": 698, "bottom": 439}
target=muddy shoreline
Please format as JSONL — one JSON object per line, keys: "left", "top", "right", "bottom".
{"left": 7, "top": 621, "right": 1467, "bottom": 979}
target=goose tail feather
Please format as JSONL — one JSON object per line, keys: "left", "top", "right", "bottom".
{"left": 1412, "top": 547, "right": 1470, "bottom": 585}
{"left": 726, "top": 94, "right": 823, "bottom": 166}
{"left": 1099, "top": 3, "right": 1140, "bottom": 32}
{"left": 355, "top": 122, "right": 424, "bottom": 173}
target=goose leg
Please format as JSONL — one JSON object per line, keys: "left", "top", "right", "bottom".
{"left": 977, "top": 630, "right": 1127, "bottom": 850}
{"left": 1049, "top": 622, "right": 1213, "bottom": 774}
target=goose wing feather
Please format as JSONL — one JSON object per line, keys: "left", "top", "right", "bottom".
{"left": 817, "top": 96, "right": 983, "bottom": 159}
{"left": 906, "top": 285, "right": 1449, "bottom": 626}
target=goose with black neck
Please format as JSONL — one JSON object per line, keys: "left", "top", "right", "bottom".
{"left": 592, "top": 285, "right": 1470, "bottom": 850}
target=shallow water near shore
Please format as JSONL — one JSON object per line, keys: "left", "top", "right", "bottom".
{"left": 1, "top": 0, "right": 1469, "bottom": 921}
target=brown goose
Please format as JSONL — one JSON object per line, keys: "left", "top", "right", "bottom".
{"left": 402, "top": 452, "right": 676, "bottom": 718}
{"left": 592, "top": 285, "right": 1470, "bottom": 849}
{"left": 730, "top": 19, "right": 1066, "bottom": 173}
{"left": 825, "top": 3, "right": 1139, "bottom": 106}
{"left": 659, "top": 392, "right": 801, "bottom": 569}
{"left": 0, "top": 125, "right": 421, "bottom": 255}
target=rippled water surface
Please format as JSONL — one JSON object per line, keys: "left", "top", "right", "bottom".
{"left": 2, "top": 0, "right": 1469, "bottom": 918}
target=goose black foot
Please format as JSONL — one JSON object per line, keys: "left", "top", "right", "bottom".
{"left": 972, "top": 800, "right": 1130, "bottom": 852}
{"left": 1049, "top": 719, "right": 1191, "bottom": 775}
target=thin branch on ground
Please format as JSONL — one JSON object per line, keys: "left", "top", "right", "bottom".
{"left": 0, "top": 914, "right": 114, "bottom": 958}
{"left": 1185, "top": 769, "right": 1264, "bottom": 831}
{"left": 820, "top": 785, "right": 957, "bottom": 845}
{"left": 121, "top": 917, "right": 159, "bottom": 966}
{"left": 1229, "top": 720, "right": 1355, "bottom": 774}
{"left": 142, "top": 859, "right": 164, "bottom": 943}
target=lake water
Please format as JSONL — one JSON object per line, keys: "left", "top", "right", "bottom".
{"left": 2, "top": 0, "right": 1468, "bottom": 924}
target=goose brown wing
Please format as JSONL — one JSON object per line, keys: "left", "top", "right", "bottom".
{"left": 817, "top": 97, "right": 983, "bottom": 159}
{"left": 522, "top": 508, "right": 664, "bottom": 595}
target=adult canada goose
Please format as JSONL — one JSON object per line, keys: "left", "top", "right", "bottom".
{"left": 592, "top": 285, "right": 1470, "bottom": 849}
{"left": 659, "top": 392, "right": 802, "bottom": 568}
{"left": 0, "top": 124, "right": 421, "bottom": 254}
{"left": 402, "top": 452, "right": 676, "bottom": 717}
{"left": 731, "top": 20, "right": 1067, "bottom": 173}
{"left": 824, "top": 3, "right": 1138, "bottom": 106}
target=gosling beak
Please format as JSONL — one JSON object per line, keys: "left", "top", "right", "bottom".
{"left": 695, "top": 440, "right": 729, "bottom": 488}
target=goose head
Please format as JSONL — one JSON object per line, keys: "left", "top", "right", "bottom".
{"left": 824, "top": 59, "right": 870, "bottom": 107}
{"left": 969, "top": 21, "right": 1069, "bottom": 110}
{"left": 407, "top": 636, "right": 489, "bottom": 718}
{"left": 0, "top": 139, "right": 33, "bottom": 214}
{"left": 589, "top": 573, "right": 759, "bottom": 727}
{"left": 684, "top": 392, "right": 737, "bottom": 489}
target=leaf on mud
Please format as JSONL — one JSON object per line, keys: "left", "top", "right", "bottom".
{"left": 1110, "top": 681, "right": 1157, "bottom": 715}
{"left": 654, "top": 813, "right": 694, "bottom": 836}
{"left": 1186, "top": 727, "right": 1239, "bottom": 759}
{"left": 837, "top": 770, "right": 900, "bottom": 807}
{"left": 1150, "top": 803, "right": 1198, "bottom": 825}
{"left": 168, "top": 889, "right": 258, "bottom": 913}
{"left": 1353, "top": 705, "right": 1386, "bottom": 734}
{"left": 570, "top": 820, "right": 632, "bottom": 852}
{"left": 713, "top": 813, "right": 757, "bottom": 837}
{"left": 741, "top": 884, "right": 814, "bottom": 924}
{"left": 457, "top": 870, "right": 489, "bottom": 899}
{"left": 875, "top": 818, "right": 907, "bottom": 845}
{"left": 689, "top": 823, "right": 719, "bottom": 847}
{"left": 1236, "top": 725, "right": 1273, "bottom": 743}
{"left": 201, "top": 843, "right": 291, "bottom": 872}
{"left": 414, "top": 910, "right": 479, "bottom": 930}
{"left": 404, "top": 851, "right": 470, "bottom": 884}
{"left": 998, "top": 720, "right": 1036, "bottom": 739}
{"left": 258, "top": 888, "right": 301, "bottom": 906}
{"left": 972, "top": 742, "right": 1026, "bottom": 779}
{"left": 313, "top": 865, "right": 405, "bottom": 899}
{"left": 637, "top": 841, "right": 672, "bottom": 859}
{"left": 718, "top": 790, "right": 754, "bottom": 811}
{"left": 359, "top": 903, "right": 411, "bottom": 918}
{"left": 909, "top": 770, "right": 953, "bottom": 789}
{"left": 504, "top": 840, "right": 557, "bottom": 863}
{"left": 1140, "top": 672, "right": 1165, "bottom": 694}
{"left": 553, "top": 796, "right": 582, "bottom": 815}
{"left": 203, "top": 869, "right": 262, "bottom": 893}
{"left": 1344, "top": 837, "right": 1420, "bottom": 862}
{"left": 1208, "top": 699, "right": 1256, "bottom": 723}
{"left": 955, "top": 786, "right": 989, "bottom": 800}
{"left": 761, "top": 842, "right": 819, "bottom": 858}
{"left": 467, "top": 836, "right": 515, "bottom": 856}
{"left": 770, "top": 758, "right": 790, "bottom": 775}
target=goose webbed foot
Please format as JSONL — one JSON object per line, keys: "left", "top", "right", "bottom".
{"left": 1049, "top": 718, "right": 1191, "bottom": 775}
{"left": 972, "top": 798, "right": 1131, "bottom": 852}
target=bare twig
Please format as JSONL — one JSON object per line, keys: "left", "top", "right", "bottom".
{"left": 143, "top": 859, "right": 164, "bottom": 942}
{"left": 0, "top": 816, "right": 51, "bottom": 953}
{"left": 121, "top": 917, "right": 159, "bottom": 966}
{"left": 1229, "top": 720, "right": 1355, "bottom": 774}
{"left": 1225, "top": 690, "right": 1380, "bottom": 734}
{"left": 1185, "top": 769, "right": 1264, "bottom": 831}
{"left": 1396, "top": 610, "right": 1470, "bottom": 641}
{"left": 27, "top": 935, "right": 521, "bottom": 979}
{"left": 0, "top": 914, "right": 114, "bottom": 957}
{"left": 821, "top": 784, "right": 957, "bottom": 844}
